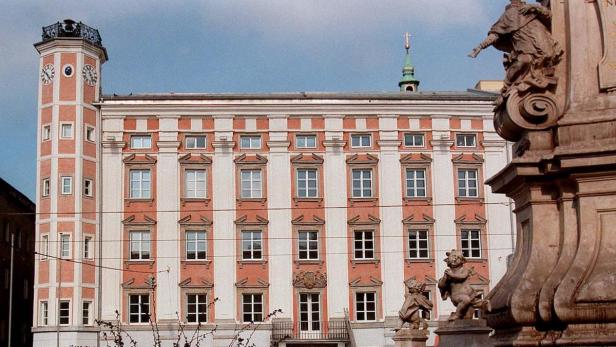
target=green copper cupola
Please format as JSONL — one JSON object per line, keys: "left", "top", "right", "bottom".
{"left": 399, "top": 32, "right": 420, "bottom": 92}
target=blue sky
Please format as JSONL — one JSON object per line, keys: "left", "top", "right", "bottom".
{"left": 0, "top": 0, "right": 510, "bottom": 200}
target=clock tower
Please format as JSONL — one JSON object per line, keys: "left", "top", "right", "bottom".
{"left": 33, "top": 19, "right": 107, "bottom": 347}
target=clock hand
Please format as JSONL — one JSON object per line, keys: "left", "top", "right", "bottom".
{"left": 43, "top": 70, "right": 50, "bottom": 79}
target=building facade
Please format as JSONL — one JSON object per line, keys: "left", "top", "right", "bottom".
{"left": 32, "top": 20, "right": 514, "bottom": 347}
{"left": 0, "top": 177, "right": 36, "bottom": 347}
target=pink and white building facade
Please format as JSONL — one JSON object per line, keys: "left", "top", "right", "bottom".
{"left": 32, "top": 20, "right": 514, "bottom": 347}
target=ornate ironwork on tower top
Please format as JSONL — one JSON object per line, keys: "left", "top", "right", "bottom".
{"left": 41, "top": 19, "right": 103, "bottom": 48}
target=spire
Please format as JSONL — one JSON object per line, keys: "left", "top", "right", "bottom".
{"left": 399, "top": 32, "right": 420, "bottom": 92}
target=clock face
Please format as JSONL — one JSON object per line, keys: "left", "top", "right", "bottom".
{"left": 82, "top": 64, "right": 97, "bottom": 86}
{"left": 41, "top": 64, "right": 55, "bottom": 85}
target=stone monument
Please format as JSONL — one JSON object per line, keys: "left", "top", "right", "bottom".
{"left": 469, "top": 0, "right": 616, "bottom": 345}
{"left": 392, "top": 279, "right": 432, "bottom": 347}
{"left": 433, "top": 250, "right": 492, "bottom": 347}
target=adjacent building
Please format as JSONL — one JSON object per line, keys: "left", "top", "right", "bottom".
{"left": 32, "top": 20, "right": 514, "bottom": 347}
{"left": 0, "top": 177, "right": 35, "bottom": 347}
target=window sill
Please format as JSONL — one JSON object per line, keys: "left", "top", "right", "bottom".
{"left": 348, "top": 197, "right": 378, "bottom": 204}
{"left": 125, "top": 198, "right": 154, "bottom": 207}
{"left": 350, "top": 259, "right": 380, "bottom": 268}
{"left": 237, "top": 259, "right": 268, "bottom": 269}
{"left": 293, "top": 197, "right": 323, "bottom": 205}
{"left": 124, "top": 260, "right": 155, "bottom": 269}
{"left": 181, "top": 259, "right": 211, "bottom": 269}
{"left": 181, "top": 198, "right": 211, "bottom": 206}
{"left": 293, "top": 259, "right": 324, "bottom": 268}
{"left": 237, "top": 198, "right": 267, "bottom": 205}
{"left": 464, "top": 257, "right": 487, "bottom": 262}
{"left": 403, "top": 196, "right": 432, "bottom": 203}
{"left": 455, "top": 197, "right": 483, "bottom": 202}
{"left": 405, "top": 258, "right": 434, "bottom": 264}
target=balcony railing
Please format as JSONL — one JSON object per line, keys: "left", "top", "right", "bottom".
{"left": 272, "top": 320, "right": 349, "bottom": 341}
{"left": 41, "top": 19, "right": 103, "bottom": 47}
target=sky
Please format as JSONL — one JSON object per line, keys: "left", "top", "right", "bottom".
{"left": 0, "top": 0, "right": 511, "bottom": 200}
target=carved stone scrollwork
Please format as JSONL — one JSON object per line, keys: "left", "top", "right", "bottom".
{"left": 293, "top": 271, "right": 327, "bottom": 289}
{"left": 495, "top": 89, "right": 560, "bottom": 142}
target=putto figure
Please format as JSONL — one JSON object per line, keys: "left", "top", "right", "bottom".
{"left": 438, "top": 250, "right": 489, "bottom": 321}
{"left": 468, "top": 0, "right": 562, "bottom": 106}
{"left": 396, "top": 278, "right": 433, "bottom": 330}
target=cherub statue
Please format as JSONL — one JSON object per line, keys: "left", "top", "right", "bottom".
{"left": 438, "top": 250, "right": 489, "bottom": 321}
{"left": 468, "top": 0, "right": 562, "bottom": 103}
{"left": 395, "top": 278, "right": 433, "bottom": 330}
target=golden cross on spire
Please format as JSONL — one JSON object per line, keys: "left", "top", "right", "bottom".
{"left": 404, "top": 32, "right": 411, "bottom": 52}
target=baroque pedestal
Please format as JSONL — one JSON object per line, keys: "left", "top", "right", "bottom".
{"left": 434, "top": 319, "right": 492, "bottom": 347}
{"left": 392, "top": 329, "right": 428, "bottom": 347}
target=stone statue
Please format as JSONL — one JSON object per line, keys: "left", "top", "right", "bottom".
{"left": 438, "top": 250, "right": 489, "bottom": 321}
{"left": 395, "top": 278, "right": 433, "bottom": 330}
{"left": 468, "top": 0, "right": 562, "bottom": 108}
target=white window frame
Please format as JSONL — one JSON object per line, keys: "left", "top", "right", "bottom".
{"left": 299, "top": 292, "right": 321, "bottom": 332}
{"left": 60, "top": 123, "right": 73, "bottom": 139}
{"left": 186, "top": 293, "right": 208, "bottom": 323}
{"left": 84, "top": 178, "right": 93, "bottom": 197}
{"left": 239, "top": 135, "right": 262, "bottom": 149}
{"left": 405, "top": 168, "right": 427, "bottom": 198}
{"left": 457, "top": 168, "right": 479, "bottom": 198}
{"left": 456, "top": 133, "right": 477, "bottom": 147}
{"left": 241, "top": 230, "right": 262, "bottom": 260}
{"left": 353, "top": 230, "right": 375, "bottom": 260}
{"left": 85, "top": 126, "right": 95, "bottom": 142}
{"left": 296, "top": 168, "right": 318, "bottom": 198}
{"left": 350, "top": 133, "right": 372, "bottom": 148}
{"left": 41, "top": 234, "right": 49, "bottom": 260}
{"left": 355, "top": 292, "right": 376, "bottom": 321}
{"left": 61, "top": 176, "right": 72, "bottom": 195}
{"left": 461, "top": 229, "right": 482, "bottom": 259}
{"left": 128, "top": 294, "right": 150, "bottom": 324}
{"left": 129, "top": 230, "right": 151, "bottom": 260}
{"left": 60, "top": 234, "right": 70, "bottom": 258}
{"left": 59, "top": 300, "right": 70, "bottom": 325}
{"left": 186, "top": 135, "right": 207, "bottom": 149}
{"left": 40, "top": 301, "right": 49, "bottom": 326}
{"left": 82, "top": 301, "right": 92, "bottom": 325}
{"left": 130, "top": 135, "right": 152, "bottom": 149}
{"left": 242, "top": 293, "right": 264, "bottom": 322}
{"left": 185, "top": 169, "right": 207, "bottom": 198}
{"left": 42, "top": 124, "right": 51, "bottom": 141}
{"left": 298, "top": 230, "right": 319, "bottom": 260}
{"left": 351, "top": 169, "right": 373, "bottom": 198}
{"left": 408, "top": 229, "right": 429, "bottom": 259}
{"left": 185, "top": 230, "right": 207, "bottom": 260}
{"left": 240, "top": 169, "right": 262, "bottom": 199}
{"left": 129, "top": 169, "right": 151, "bottom": 199}
{"left": 42, "top": 178, "right": 50, "bottom": 197}
{"left": 83, "top": 236, "right": 93, "bottom": 259}
{"left": 296, "top": 134, "right": 317, "bottom": 149}
{"left": 404, "top": 133, "right": 424, "bottom": 147}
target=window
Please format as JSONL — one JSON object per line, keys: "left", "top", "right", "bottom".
{"left": 185, "top": 170, "right": 206, "bottom": 198}
{"left": 299, "top": 293, "right": 320, "bottom": 331}
{"left": 84, "top": 236, "right": 92, "bottom": 259}
{"left": 60, "top": 123, "right": 73, "bottom": 139}
{"left": 186, "top": 231, "right": 206, "bottom": 260}
{"left": 61, "top": 176, "right": 72, "bottom": 195}
{"left": 355, "top": 292, "right": 376, "bottom": 321}
{"left": 456, "top": 133, "right": 477, "bottom": 147}
{"left": 242, "top": 293, "right": 263, "bottom": 322}
{"left": 351, "top": 169, "right": 372, "bottom": 198}
{"left": 186, "top": 294, "right": 208, "bottom": 323}
{"left": 240, "top": 169, "right": 262, "bottom": 198}
{"left": 421, "top": 291, "right": 432, "bottom": 320}
{"left": 129, "top": 169, "right": 151, "bottom": 199}
{"left": 129, "top": 231, "right": 151, "bottom": 260}
{"left": 60, "top": 234, "right": 70, "bottom": 258}
{"left": 298, "top": 231, "right": 318, "bottom": 260}
{"left": 40, "top": 301, "right": 48, "bottom": 326}
{"left": 296, "top": 134, "right": 317, "bottom": 148}
{"left": 240, "top": 135, "right": 261, "bottom": 149}
{"left": 42, "top": 125, "right": 51, "bottom": 141}
{"left": 405, "top": 169, "right": 426, "bottom": 197}
{"left": 473, "top": 292, "right": 484, "bottom": 318}
{"left": 82, "top": 301, "right": 92, "bottom": 325}
{"left": 404, "top": 133, "right": 424, "bottom": 147}
{"left": 41, "top": 235, "right": 49, "bottom": 260}
{"left": 242, "top": 230, "right": 262, "bottom": 260}
{"left": 42, "top": 178, "right": 50, "bottom": 197}
{"left": 354, "top": 230, "right": 374, "bottom": 259}
{"left": 84, "top": 178, "right": 93, "bottom": 197}
{"left": 59, "top": 300, "right": 70, "bottom": 325}
{"left": 186, "top": 136, "right": 206, "bottom": 149}
{"left": 130, "top": 135, "right": 152, "bottom": 149}
{"left": 129, "top": 294, "right": 150, "bottom": 323}
{"left": 85, "top": 126, "right": 95, "bottom": 142}
{"left": 458, "top": 169, "right": 478, "bottom": 197}
{"left": 351, "top": 134, "right": 371, "bottom": 148}
{"left": 461, "top": 230, "right": 481, "bottom": 258}
{"left": 296, "top": 169, "right": 318, "bottom": 198}
{"left": 408, "top": 230, "right": 429, "bottom": 259}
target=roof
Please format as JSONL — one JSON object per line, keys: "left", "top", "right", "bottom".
{"left": 101, "top": 90, "right": 498, "bottom": 102}
{"left": 0, "top": 177, "right": 35, "bottom": 213}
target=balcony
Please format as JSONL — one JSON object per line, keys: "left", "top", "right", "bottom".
{"left": 41, "top": 19, "right": 104, "bottom": 48}
{"left": 272, "top": 319, "right": 349, "bottom": 344}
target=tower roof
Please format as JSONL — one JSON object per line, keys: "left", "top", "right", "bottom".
{"left": 399, "top": 33, "right": 420, "bottom": 92}
{"left": 35, "top": 19, "right": 108, "bottom": 60}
